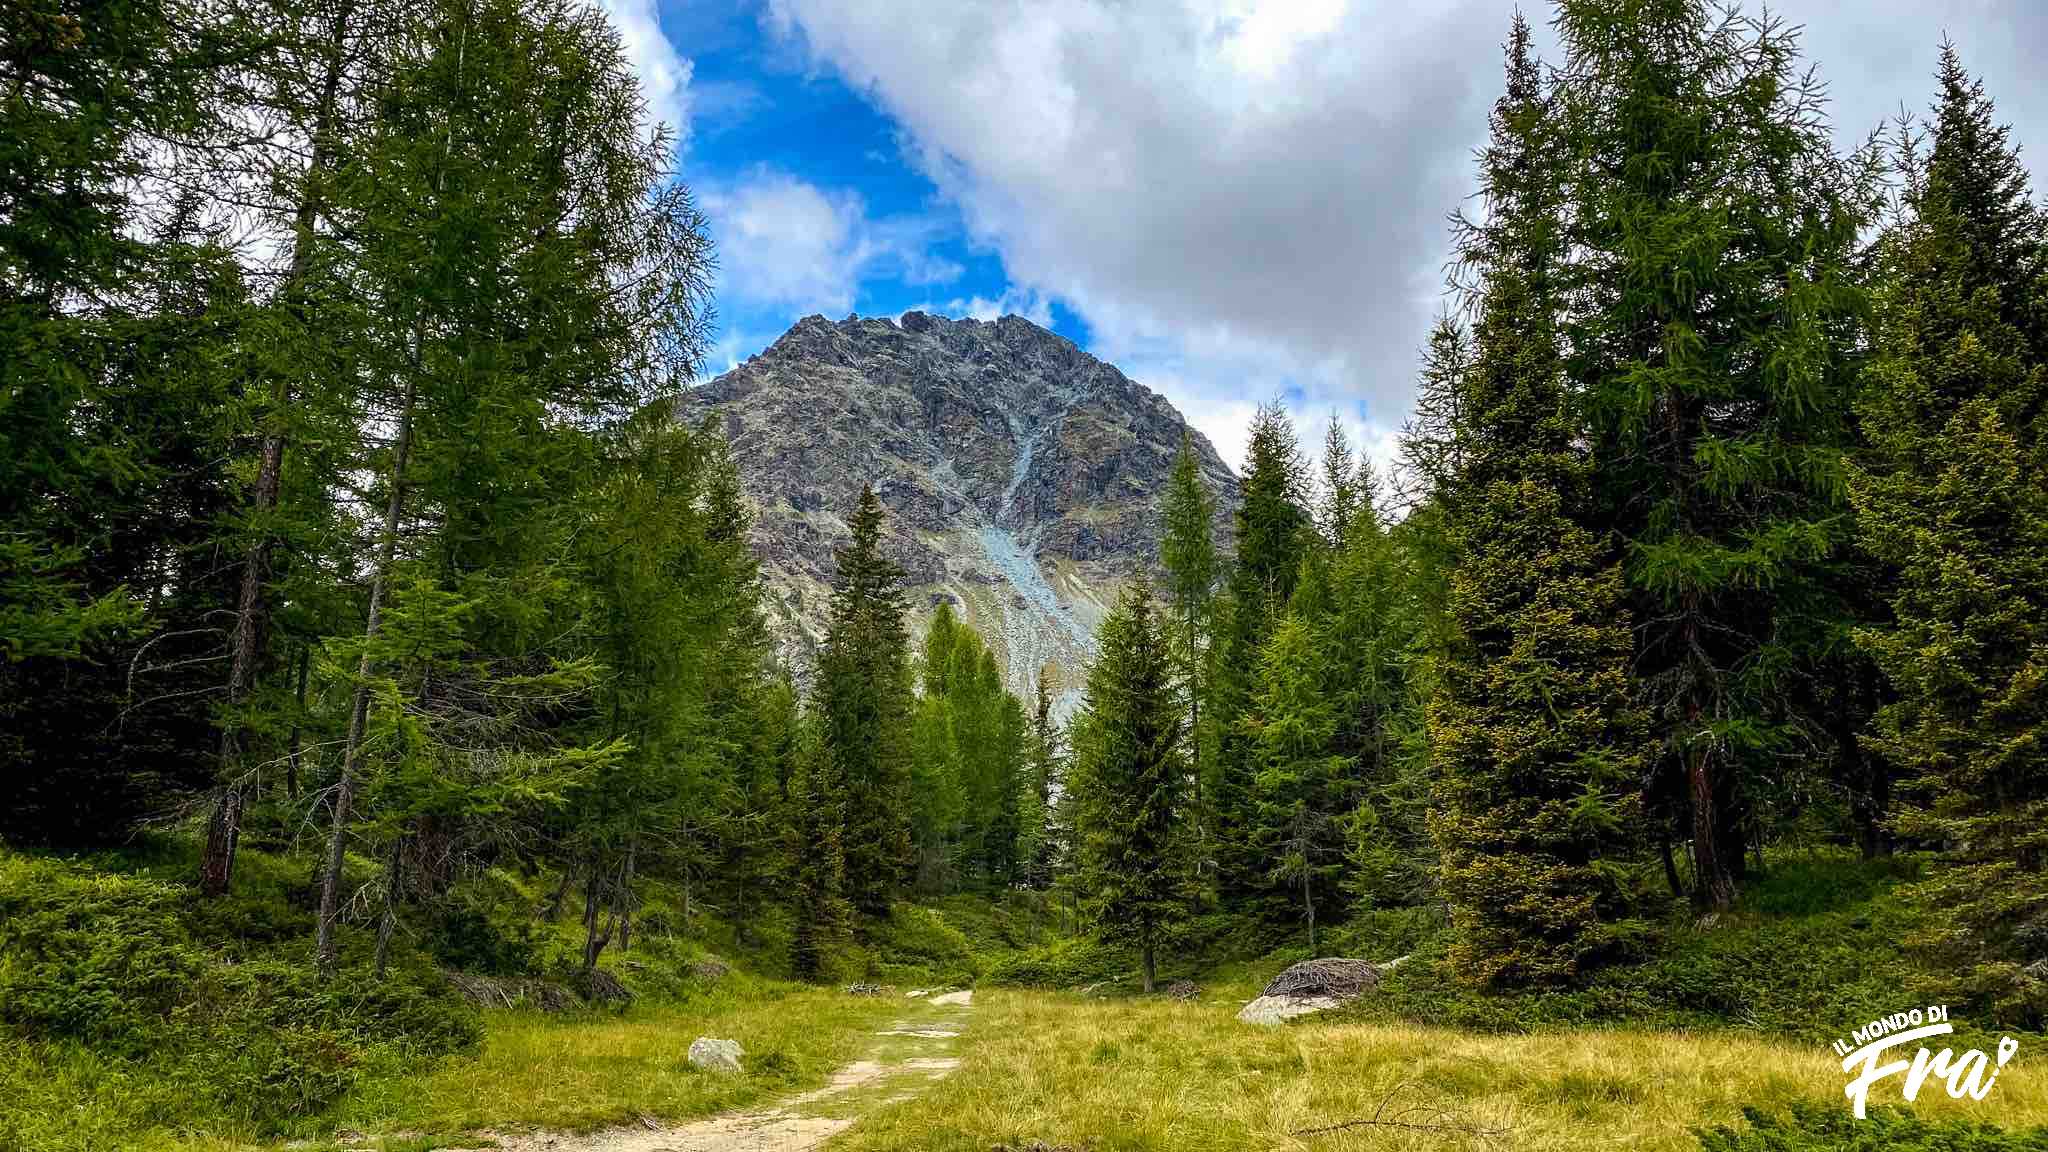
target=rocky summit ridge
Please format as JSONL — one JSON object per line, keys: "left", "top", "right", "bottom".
{"left": 681, "top": 311, "right": 1237, "bottom": 711}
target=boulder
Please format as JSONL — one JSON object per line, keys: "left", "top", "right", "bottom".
{"left": 687, "top": 1037, "right": 744, "bottom": 1074}
{"left": 929, "top": 989, "right": 973, "bottom": 1007}
{"left": 1237, "top": 993, "right": 1348, "bottom": 1026}
{"left": 1235, "top": 957, "right": 1402, "bottom": 1026}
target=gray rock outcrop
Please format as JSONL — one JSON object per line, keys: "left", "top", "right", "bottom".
{"left": 680, "top": 312, "right": 1238, "bottom": 711}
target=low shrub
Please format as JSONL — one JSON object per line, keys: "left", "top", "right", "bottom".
{"left": 865, "top": 903, "right": 981, "bottom": 985}
{"left": 0, "top": 851, "right": 480, "bottom": 1137}
{"left": 1698, "top": 1104, "right": 2048, "bottom": 1151}
{"left": 985, "top": 936, "right": 1134, "bottom": 989}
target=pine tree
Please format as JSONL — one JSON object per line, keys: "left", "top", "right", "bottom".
{"left": 1321, "top": 460, "right": 1423, "bottom": 909}
{"left": 1849, "top": 45, "right": 2047, "bottom": 1008}
{"left": 1559, "top": 0, "right": 1866, "bottom": 910}
{"left": 1071, "top": 587, "right": 1191, "bottom": 993}
{"left": 1015, "top": 672, "right": 1061, "bottom": 889}
{"left": 1428, "top": 15, "right": 1653, "bottom": 984}
{"left": 817, "top": 484, "right": 915, "bottom": 914}
{"left": 1318, "top": 415, "right": 1361, "bottom": 546}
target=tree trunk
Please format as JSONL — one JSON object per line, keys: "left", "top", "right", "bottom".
{"left": 543, "top": 863, "right": 572, "bottom": 923}
{"left": 203, "top": 0, "right": 356, "bottom": 899}
{"left": 1659, "top": 824, "right": 1685, "bottom": 898}
{"left": 373, "top": 831, "right": 406, "bottom": 979}
{"left": 581, "top": 856, "right": 614, "bottom": 973}
{"left": 286, "top": 642, "right": 309, "bottom": 799}
{"left": 1687, "top": 726, "right": 1733, "bottom": 912}
{"left": 316, "top": 369, "right": 418, "bottom": 978}
{"left": 1141, "top": 935, "right": 1157, "bottom": 995}
{"left": 1304, "top": 864, "right": 1316, "bottom": 955}
{"left": 200, "top": 787, "right": 242, "bottom": 899}
{"left": 616, "top": 839, "right": 636, "bottom": 953}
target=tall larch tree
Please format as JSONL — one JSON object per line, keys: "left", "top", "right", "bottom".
{"left": 1560, "top": 0, "right": 1866, "bottom": 910}
{"left": 1211, "top": 403, "right": 1311, "bottom": 898}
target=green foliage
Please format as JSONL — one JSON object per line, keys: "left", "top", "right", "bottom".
{"left": 1560, "top": 0, "right": 1869, "bottom": 911}
{"left": 865, "top": 904, "right": 982, "bottom": 987}
{"left": 984, "top": 937, "right": 1136, "bottom": 990}
{"left": 817, "top": 484, "right": 917, "bottom": 916}
{"left": 0, "top": 851, "right": 478, "bottom": 1136}
{"left": 1848, "top": 43, "right": 2048, "bottom": 1026}
{"left": 1071, "top": 587, "right": 1196, "bottom": 991}
{"left": 1364, "top": 852, "right": 1950, "bottom": 1041}
{"left": 1698, "top": 1105, "right": 2048, "bottom": 1152}
{"left": 906, "top": 601, "right": 1034, "bottom": 896}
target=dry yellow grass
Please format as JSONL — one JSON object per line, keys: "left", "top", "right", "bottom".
{"left": 832, "top": 990, "right": 2048, "bottom": 1151}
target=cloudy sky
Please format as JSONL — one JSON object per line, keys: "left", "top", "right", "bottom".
{"left": 619, "top": 0, "right": 2047, "bottom": 472}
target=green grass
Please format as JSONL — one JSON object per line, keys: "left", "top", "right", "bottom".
{"left": 333, "top": 985, "right": 905, "bottom": 1140}
{"left": 828, "top": 989, "right": 2048, "bottom": 1152}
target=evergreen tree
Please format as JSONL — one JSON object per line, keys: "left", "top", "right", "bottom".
{"left": 1427, "top": 15, "right": 1654, "bottom": 984}
{"left": 1015, "top": 672, "right": 1062, "bottom": 889}
{"left": 1849, "top": 45, "right": 2047, "bottom": 1007}
{"left": 1211, "top": 403, "right": 1312, "bottom": 898}
{"left": 1559, "top": 0, "right": 1867, "bottom": 910}
{"left": 790, "top": 720, "right": 852, "bottom": 979}
{"left": 1318, "top": 415, "right": 1361, "bottom": 545}
{"left": 314, "top": 0, "right": 713, "bottom": 974}
{"left": 1158, "top": 430, "right": 1218, "bottom": 840}
{"left": 1242, "top": 614, "right": 1350, "bottom": 950}
{"left": 817, "top": 484, "right": 915, "bottom": 914}
{"left": 1071, "top": 588, "right": 1191, "bottom": 993}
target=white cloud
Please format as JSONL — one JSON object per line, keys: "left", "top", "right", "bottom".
{"left": 760, "top": 0, "right": 1496, "bottom": 469}
{"left": 598, "top": 0, "right": 693, "bottom": 151}
{"left": 944, "top": 286, "right": 1054, "bottom": 327}
{"left": 759, "top": 0, "right": 2048, "bottom": 472}
{"left": 701, "top": 168, "right": 961, "bottom": 314}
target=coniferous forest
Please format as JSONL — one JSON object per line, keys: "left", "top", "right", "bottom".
{"left": 4, "top": 0, "right": 2047, "bottom": 1148}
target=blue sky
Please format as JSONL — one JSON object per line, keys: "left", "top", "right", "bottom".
{"left": 665, "top": 3, "right": 1092, "bottom": 370}
{"left": 611, "top": 0, "right": 2048, "bottom": 473}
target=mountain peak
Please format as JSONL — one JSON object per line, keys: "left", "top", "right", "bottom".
{"left": 685, "top": 312, "right": 1237, "bottom": 707}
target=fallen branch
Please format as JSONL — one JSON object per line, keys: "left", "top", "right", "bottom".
{"left": 1291, "top": 1081, "right": 1509, "bottom": 1143}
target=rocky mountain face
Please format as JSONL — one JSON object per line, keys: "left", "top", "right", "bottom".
{"left": 681, "top": 311, "right": 1238, "bottom": 711}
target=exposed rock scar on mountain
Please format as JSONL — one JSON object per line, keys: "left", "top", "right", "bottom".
{"left": 680, "top": 311, "right": 1238, "bottom": 708}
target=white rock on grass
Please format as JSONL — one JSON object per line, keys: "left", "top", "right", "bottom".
{"left": 928, "top": 990, "right": 972, "bottom": 1007}
{"left": 688, "top": 1036, "right": 744, "bottom": 1074}
{"left": 1236, "top": 993, "right": 1347, "bottom": 1026}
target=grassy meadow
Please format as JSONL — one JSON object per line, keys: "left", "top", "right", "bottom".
{"left": 833, "top": 991, "right": 2048, "bottom": 1152}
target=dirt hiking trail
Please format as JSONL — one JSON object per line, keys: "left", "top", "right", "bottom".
{"left": 484, "top": 990, "right": 973, "bottom": 1152}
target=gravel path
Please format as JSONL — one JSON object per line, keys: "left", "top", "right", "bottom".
{"left": 480, "top": 992, "right": 971, "bottom": 1152}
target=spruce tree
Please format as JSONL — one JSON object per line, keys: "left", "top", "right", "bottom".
{"left": 817, "top": 484, "right": 915, "bottom": 914}
{"left": 1072, "top": 587, "right": 1191, "bottom": 993}
{"left": 1158, "top": 430, "right": 1218, "bottom": 836}
{"left": 1428, "top": 15, "right": 1652, "bottom": 984}
{"left": 1849, "top": 45, "right": 2047, "bottom": 1004}
{"left": 1243, "top": 614, "right": 1350, "bottom": 951}
{"left": 1211, "top": 402, "right": 1311, "bottom": 898}
{"left": 790, "top": 721, "right": 852, "bottom": 979}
